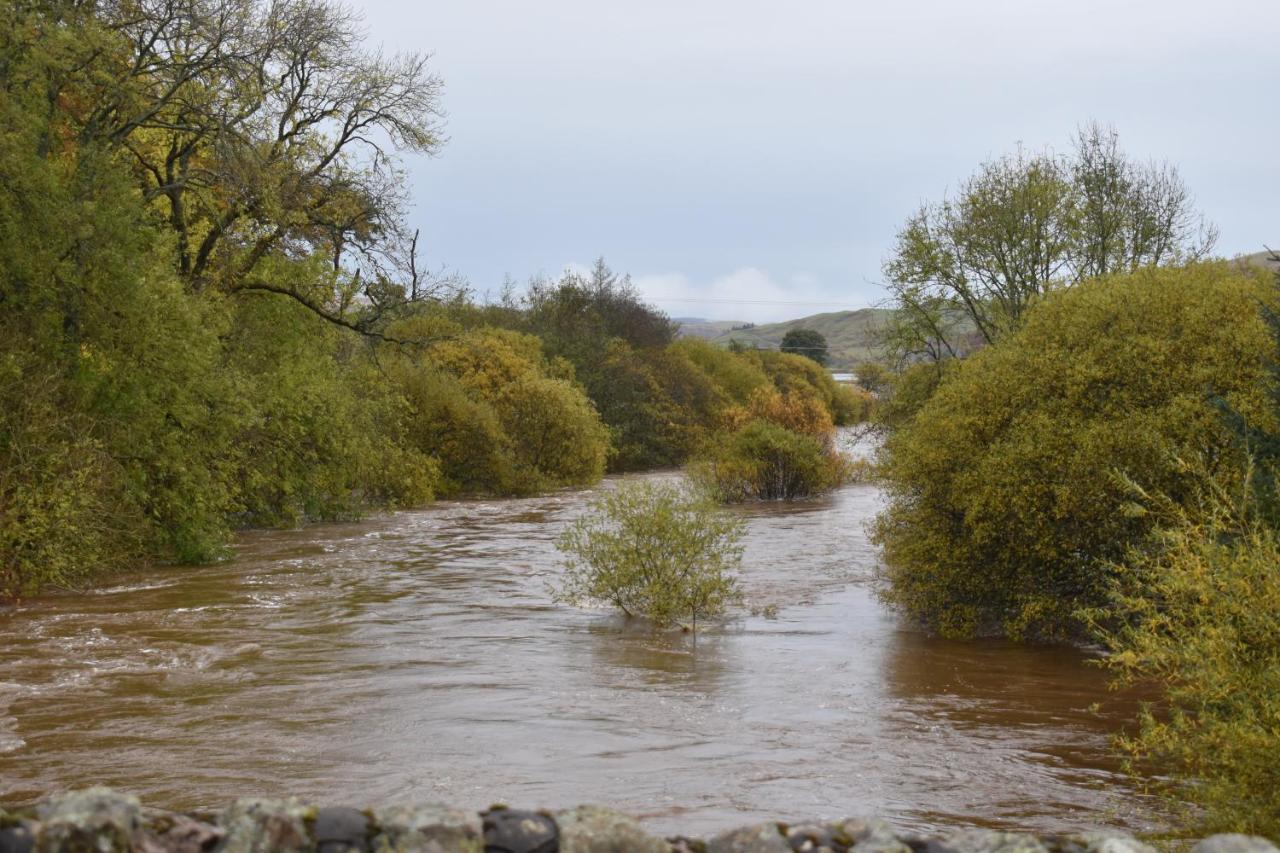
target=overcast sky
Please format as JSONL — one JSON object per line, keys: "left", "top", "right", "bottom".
{"left": 356, "top": 0, "right": 1278, "bottom": 323}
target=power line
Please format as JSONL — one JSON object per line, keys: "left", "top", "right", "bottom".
{"left": 650, "top": 296, "right": 869, "bottom": 307}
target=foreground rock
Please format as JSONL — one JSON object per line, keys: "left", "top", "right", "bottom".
{"left": 0, "top": 789, "right": 1274, "bottom": 853}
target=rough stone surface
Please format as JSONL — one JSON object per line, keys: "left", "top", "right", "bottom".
{"left": 785, "top": 823, "right": 839, "bottom": 852}
{"left": 372, "top": 803, "right": 481, "bottom": 853}
{"left": 480, "top": 809, "right": 556, "bottom": 853}
{"left": 1193, "top": 836, "right": 1280, "bottom": 853}
{"left": 708, "top": 823, "right": 790, "bottom": 853}
{"left": 0, "top": 823, "right": 37, "bottom": 853}
{"left": 5, "top": 789, "right": 1279, "bottom": 853}
{"left": 219, "top": 799, "right": 315, "bottom": 853}
{"left": 838, "top": 818, "right": 910, "bottom": 853}
{"left": 555, "top": 806, "right": 666, "bottom": 853}
{"left": 1062, "top": 832, "right": 1157, "bottom": 853}
{"left": 37, "top": 787, "right": 141, "bottom": 853}
{"left": 135, "top": 813, "right": 222, "bottom": 853}
{"left": 314, "top": 808, "right": 369, "bottom": 853}
{"left": 938, "top": 830, "right": 1049, "bottom": 853}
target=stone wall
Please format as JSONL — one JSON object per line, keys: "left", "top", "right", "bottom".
{"left": 1, "top": 789, "right": 1276, "bottom": 853}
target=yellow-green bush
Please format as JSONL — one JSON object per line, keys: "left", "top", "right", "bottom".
{"left": 391, "top": 326, "right": 609, "bottom": 496}
{"left": 496, "top": 374, "right": 609, "bottom": 491}
{"left": 873, "top": 361, "right": 951, "bottom": 432}
{"left": 1096, "top": 476, "right": 1280, "bottom": 838}
{"left": 669, "top": 338, "right": 770, "bottom": 405}
{"left": 0, "top": 358, "right": 140, "bottom": 599}
{"left": 693, "top": 373, "right": 852, "bottom": 502}
{"left": 694, "top": 419, "right": 848, "bottom": 502}
{"left": 227, "top": 292, "right": 441, "bottom": 527}
{"left": 555, "top": 480, "right": 744, "bottom": 632}
{"left": 729, "top": 386, "right": 835, "bottom": 440}
{"left": 873, "top": 263, "right": 1277, "bottom": 640}
{"left": 394, "top": 366, "right": 513, "bottom": 495}
{"left": 753, "top": 350, "right": 867, "bottom": 426}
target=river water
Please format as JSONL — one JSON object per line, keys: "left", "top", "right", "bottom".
{"left": 0, "top": 456, "right": 1167, "bottom": 836}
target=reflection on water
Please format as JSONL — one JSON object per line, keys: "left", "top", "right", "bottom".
{"left": 0, "top": 456, "right": 1167, "bottom": 836}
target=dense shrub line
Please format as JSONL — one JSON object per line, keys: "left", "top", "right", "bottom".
{"left": 0, "top": 2, "right": 868, "bottom": 601}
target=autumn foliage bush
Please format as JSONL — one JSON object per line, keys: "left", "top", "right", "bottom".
{"left": 873, "top": 263, "right": 1277, "bottom": 640}
{"left": 694, "top": 385, "right": 850, "bottom": 502}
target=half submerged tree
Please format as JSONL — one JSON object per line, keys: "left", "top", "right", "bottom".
{"left": 554, "top": 481, "right": 744, "bottom": 633}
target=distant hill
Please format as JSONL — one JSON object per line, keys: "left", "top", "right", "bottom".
{"left": 1240, "top": 250, "right": 1280, "bottom": 274}
{"left": 703, "top": 309, "right": 891, "bottom": 369}
{"left": 675, "top": 319, "right": 750, "bottom": 340}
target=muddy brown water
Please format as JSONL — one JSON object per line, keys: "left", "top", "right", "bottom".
{"left": 0, "top": 456, "right": 1168, "bottom": 837}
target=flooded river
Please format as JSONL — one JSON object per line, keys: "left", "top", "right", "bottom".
{"left": 0, "top": 463, "right": 1166, "bottom": 836}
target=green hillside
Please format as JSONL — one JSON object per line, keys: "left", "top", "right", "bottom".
{"left": 673, "top": 318, "right": 749, "bottom": 340}
{"left": 703, "top": 309, "right": 891, "bottom": 369}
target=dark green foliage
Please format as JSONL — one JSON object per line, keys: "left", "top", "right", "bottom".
{"left": 780, "top": 328, "right": 829, "bottom": 366}
{"left": 523, "top": 258, "right": 678, "bottom": 356}
{"left": 516, "top": 262, "right": 726, "bottom": 472}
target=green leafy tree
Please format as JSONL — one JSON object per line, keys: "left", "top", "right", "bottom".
{"left": 780, "top": 328, "right": 829, "bottom": 366}
{"left": 555, "top": 481, "right": 744, "bottom": 632}
{"left": 882, "top": 126, "right": 1217, "bottom": 362}
{"left": 23, "top": 0, "right": 452, "bottom": 338}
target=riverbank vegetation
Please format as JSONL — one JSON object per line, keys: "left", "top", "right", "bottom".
{"left": 874, "top": 263, "right": 1276, "bottom": 641}
{"left": 0, "top": 0, "right": 862, "bottom": 601}
{"left": 871, "top": 127, "right": 1279, "bottom": 834}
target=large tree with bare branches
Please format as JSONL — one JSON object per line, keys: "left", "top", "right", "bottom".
{"left": 26, "top": 0, "right": 451, "bottom": 337}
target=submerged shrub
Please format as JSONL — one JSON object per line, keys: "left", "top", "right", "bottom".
{"left": 873, "top": 263, "right": 1277, "bottom": 640}
{"left": 694, "top": 420, "right": 848, "bottom": 502}
{"left": 555, "top": 481, "right": 744, "bottom": 631}
{"left": 694, "top": 384, "right": 850, "bottom": 502}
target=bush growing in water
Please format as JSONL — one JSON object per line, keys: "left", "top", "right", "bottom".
{"left": 873, "top": 263, "right": 1277, "bottom": 640}
{"left": 694, "top": 387, "right": 849, "bottom": 502}
{"left": 554, "top": 481, "right": 744, "bottom": 631}
{"left": 695, "top": 420, "right": 847, "bottom": 502}
{"left": 1094, "top": 486, "right": 1280, "bottom": 838}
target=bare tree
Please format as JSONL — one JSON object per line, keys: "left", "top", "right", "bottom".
{"left": 1071, "top": 122, "right": 1217, "bottom": 279}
